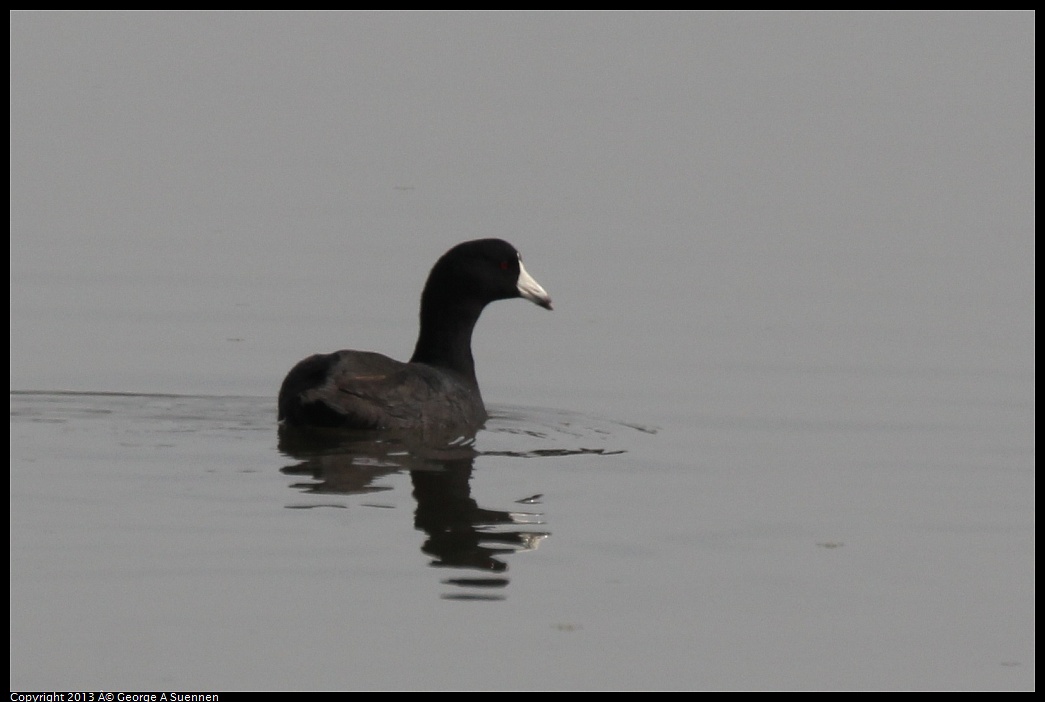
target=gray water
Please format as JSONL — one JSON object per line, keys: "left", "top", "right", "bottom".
{"left": 9, "top": 11, "right": 1034, "bottom": 691}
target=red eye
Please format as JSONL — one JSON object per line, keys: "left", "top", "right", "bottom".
{"left": 499, "top": 261, "right": 509, "bottom": 271}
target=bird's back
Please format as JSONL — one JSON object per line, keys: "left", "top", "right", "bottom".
{"left": 278, "top": 349, "right": 487, "bottom": 434}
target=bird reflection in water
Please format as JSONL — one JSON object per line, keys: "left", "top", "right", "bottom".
{"left": 278, "top": 425, "right": 548, "bottom": 601}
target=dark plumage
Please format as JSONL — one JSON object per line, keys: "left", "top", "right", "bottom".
{"left": 278, "top": 239, "right": 552, "bottom": 434}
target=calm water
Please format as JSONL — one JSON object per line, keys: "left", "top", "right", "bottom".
{"left": 10, "top": 12, "right": 1034, "bottom": 690}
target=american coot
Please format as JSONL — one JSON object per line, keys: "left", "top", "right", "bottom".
{"left": 278, "top": 239, "right": 552, "bottom": 433}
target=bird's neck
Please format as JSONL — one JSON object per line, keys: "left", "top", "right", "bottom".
{"left": 409, "top": 297, "right": 484, "bottom": 384}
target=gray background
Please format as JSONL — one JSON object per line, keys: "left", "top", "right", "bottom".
{"left": 10, "top": 11, "right": 1034, "bottom": 690}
